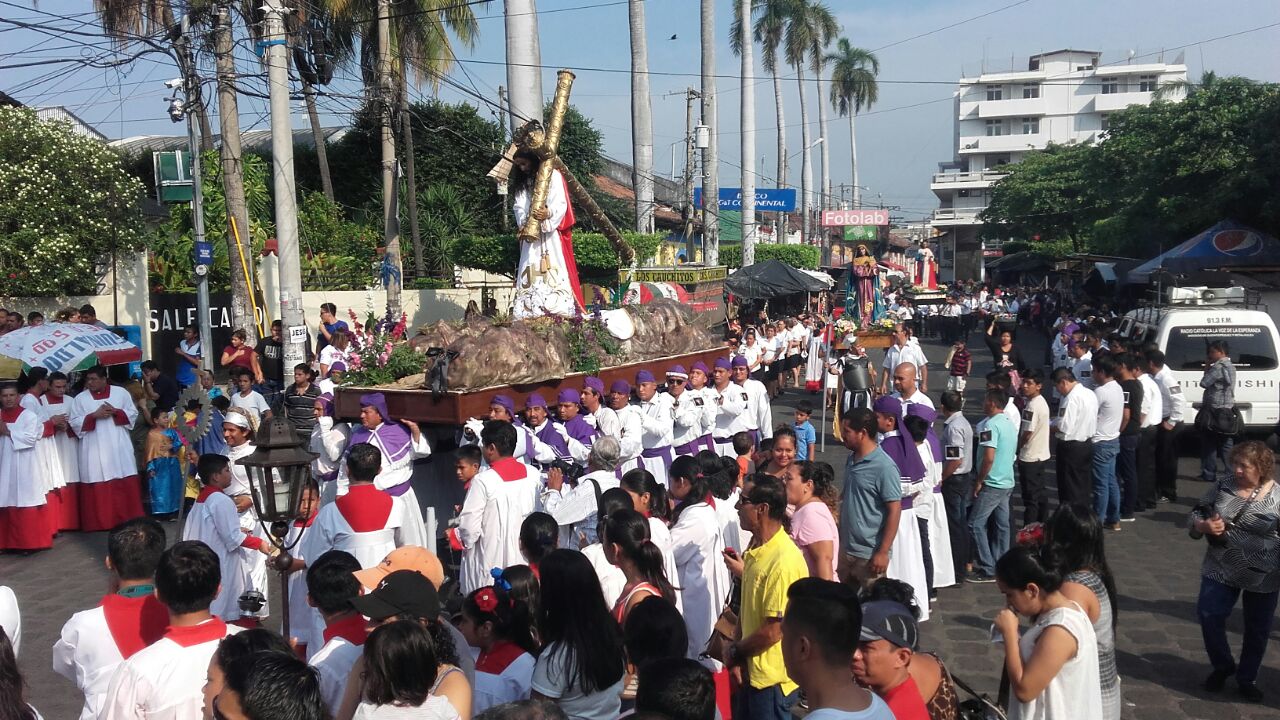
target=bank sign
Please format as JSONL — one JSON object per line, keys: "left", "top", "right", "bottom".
{"left": 821, "top": 209, "right": 890, "bottom": 227}
{"left": 694, "top": 187, "right": 797, "bottom": 212}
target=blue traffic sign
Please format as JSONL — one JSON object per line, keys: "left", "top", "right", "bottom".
{"left": 194, "top": 241, "right": 213, "bottom": 266}
{"left": 694, "top": 187, "right": 797, "bottom": 212}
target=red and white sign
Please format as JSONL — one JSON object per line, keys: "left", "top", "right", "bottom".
{"left": 821, "top": 209, "right": 889, "bottom": 227}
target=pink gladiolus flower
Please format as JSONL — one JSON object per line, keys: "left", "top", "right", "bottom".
{"left": 378, "top": 352, "right": 390, "bottom": 365}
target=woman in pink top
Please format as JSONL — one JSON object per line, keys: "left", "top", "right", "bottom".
{"left": 785, "top": 461, "right": 840, "bottom": 579}
{"left": 602, "top": 509, "right": 677, "bottom": 624}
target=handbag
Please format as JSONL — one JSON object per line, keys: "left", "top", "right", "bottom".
{"left": 951, "top": 669, "right": 1008, "bottom": 720}
{"left": 702, "top": 583, "right": 740, "bottom": 665}
{"left": 1196, "top": 406, "right": 1242, "bottom": 436}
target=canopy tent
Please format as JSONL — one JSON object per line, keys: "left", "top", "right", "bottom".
{"left": 1083, "top": 259, "right": 1142, "bottom": 296}
{"left": 725, "top": 259, "right": 829, "bottom": 300}
{"left": 1127, "top": 220, "right": 1280, "bottom": 283}
{"left": 799, "top": 268, "right": 836, "bottom": 288}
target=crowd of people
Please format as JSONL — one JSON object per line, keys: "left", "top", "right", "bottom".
{"left": 0, "top": 281, "right": 1274, "bottom": 720}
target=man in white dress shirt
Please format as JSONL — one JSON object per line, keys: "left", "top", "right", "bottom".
{"left": 1090, "top": 355, "right": 1125, "bottom": 529}
{"left": 880, "top": 325, "right": 927, "bottom": 395}
{"left": 101, "top": 540, "right": 243, "bottom": 720}
{"left": 1133, "top": 355, "right": 1164, "bottom": 513}
{"left": 1051, "top": 367, "right": 1098, "bottom": 508}
{"left": 631, "top": 370, "right": 675, "bottom": 485}
{"left": 53, "top": 517, "right": 169, "bottom": 720}
{"left": 890, "top": 363, "right": 934, "bottom": 413}
{"left": 449, "top": 421, "right": 541, "bottom": 594}
{"left": 1147, "top": 349, "right": 1186, "bottom": 503}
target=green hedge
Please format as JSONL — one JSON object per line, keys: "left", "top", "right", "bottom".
{"left": 718, "top": 243, "right": 820, "bottom": 270}
{"left": 452, "top": 232, "right": 662, "bottom": 278}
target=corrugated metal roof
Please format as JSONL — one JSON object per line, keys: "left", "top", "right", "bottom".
{"left": 109, "top": 126, "right": 348, "bottom": 155}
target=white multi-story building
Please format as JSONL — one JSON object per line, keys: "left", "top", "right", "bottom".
{"left": 930, "top": 49, "right": 1187, "bottom": 281}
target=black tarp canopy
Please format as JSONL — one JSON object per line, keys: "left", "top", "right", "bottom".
{"left": 725, "top": 259, "right": 829, "bottom": 300}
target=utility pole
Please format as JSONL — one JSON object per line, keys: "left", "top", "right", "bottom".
{"left": 176, "top": 16, "right": 212, "bottom": 371}
{"left": 739, "top": 0, "right": 756, "bottom": 267}
{"left": 504, "top": 0, "right": 544, "bottom": 134}
{"left": 379, "top": 0, "right": 403, "bottom": 317}
{"left": 263, "top": 0, "right": 306, "bottom": 371}
{"left": 682, "top": 88, "right": 697, "bottom": 261}
{"left": 700, "top": 0, "right": 719, "bottom": 266}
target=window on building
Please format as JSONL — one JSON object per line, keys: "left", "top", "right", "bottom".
{"left": 1100, "top": 114, "right": 1111, "bottom": 131}
{"left": 1021, "top": 117, "right": 1040, "bottom": 135}
{"left": 985, "top": 119, "right": 1004, "bottom": 136}
{"left": 1100, "top": 77, "right": 1120, "bottom": 94}
{"left": 1139, "top": 75, "right": 1158, "bottom": 92}
{"left": 986, "top": 85, "right": 1003, "bottom": 101}
{"left": 1022, "top": 84, "right": 1040, "bottom": 99}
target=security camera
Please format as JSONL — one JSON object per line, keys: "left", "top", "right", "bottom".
{"left": 164, "top": 78, "right": 185, "bottom": 90}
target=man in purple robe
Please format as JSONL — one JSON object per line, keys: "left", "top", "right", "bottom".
{"left": 341, "top": 392, "right": 430, "bottom": 540}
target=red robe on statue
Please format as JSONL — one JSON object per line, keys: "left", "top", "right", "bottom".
{"left": 557, "top": 174, "right": 585, "bottom": 310}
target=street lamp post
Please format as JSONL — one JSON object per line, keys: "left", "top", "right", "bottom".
{"left": 237, "top": 418, "right": 317, "bottom": 639}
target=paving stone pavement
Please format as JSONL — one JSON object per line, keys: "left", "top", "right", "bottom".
{"left": 4, "top": 327, "right": 1279, "bottom": 719}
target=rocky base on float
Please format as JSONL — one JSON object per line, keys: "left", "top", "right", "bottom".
{"left": 398, "top": 299, "right": 715, "bottom": 390}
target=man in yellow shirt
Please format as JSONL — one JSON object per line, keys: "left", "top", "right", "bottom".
{"left": 724, "top": 474, "right": 809, "bottom": 720}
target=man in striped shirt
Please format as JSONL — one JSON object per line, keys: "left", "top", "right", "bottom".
{"left": 946, "top": 338, "right": 971, "bottom": 393}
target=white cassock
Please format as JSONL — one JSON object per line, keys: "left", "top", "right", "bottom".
{"left": 300, "top": 484, "right": 425, "bottom": 570}
{"left": 283, "top": 518, "right": 324, "bottom": 652}
{"left": 669, "top": 500, "right": 731, "bottom": 672}
{"left": 670, "top": 389, "right": 707, "bottom": 457}
{"left": 52, "top": 592, "right": 169, "bottom": 720}
{"left": 309, "top": 616, "right": 367, "bottom": 714}
{"left": 38, "top": 393, "right": 80, "bottom": 530}
{"left": 582, "top": 542, "right": 626, "bottom": 609}
{"left": 916, "top": 441, "right": 956, "bottom": 589}
{"left": 0, "top": 405, "right": 53, "bottom": 551}
{"left": 310, "top": 417, "right": 351, "bottom": 506}
{"left": 182, "top": 487, "right": 263, "bottom": 621}
{"left": 646, "top": 517, "right": 682, "bottom": 613}
{"left": 512, "top": 168, "right": 577, "bottom": 319}
{"left": 337, "top": 422, "right": 431, "bottom": 544}
{"left": 21, "top": 394, "right": 62, "bottom": 499}
{"left": 69, "top": 385, "right": 142, "bottom": 532}
{"left": 709, "top": 384, "right": 748, "bottom": 457}
{"left": 542, "top": 469, "right": 620, "bottom": 548}
{"left": 0, "top": 585, "right": 18, "bottom": 657}
{"left": 226, "top": 442, "right": 270, "bottom": 619}
{"left": 736, "top": 379, "right": 773, "bottom": 440}
{"left": 630, "top": 394, "right": 675, "bottom": 486}
{"left": 100, "top": 618, "right": 243, "bottom": 720}
{"left": 451, "top": 457, "right": 541, "bottom": 594}
{"left": 607, "top": 405, "right": 644, "bottom": 471}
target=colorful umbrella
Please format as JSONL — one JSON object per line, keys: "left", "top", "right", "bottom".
{"left": 0, "top": 322, "right": 142, "bottom": 377}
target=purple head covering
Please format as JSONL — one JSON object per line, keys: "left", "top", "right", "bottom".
{"left": 583, "top": 377, "right": 605, "bottom": 395}
{"left": 557, "top": 388, "right": 581, "bottom": 404}
{"left": 906, "top": 403, "right": 942, "bottom": 462}
{"left": 872, "top": 395, "right": 902, "bottom": 417}
{"left": 713, "top": 358, "right": 731, "bottom": 371}
{"left": 349, "top": 392, "right": 413, "bottom": 462}
{"left": 491, "top": 394, "right": 515, "bottom": 414}
{"left": 525, "top": 393, "right": 548, "bottom": 409}
{"left": 635, "top": 369, "right": 656, "bottom": 384}
{"left": 731, "top": 355, "right": 749, "bottom": 368}
{"left": 610, "top": 379, "right": 631, "bottom": 395}
{"left": 328, "top": 361, "right": 346, "bottom": 376}
{"left": 315, "top": 392, "right": 335, "bottom": 418}
{"left": 666, "top": 365, "right": 689, "bottom": 379}
{"left": 691, "top": 360, "right": 710, "bottom": 375}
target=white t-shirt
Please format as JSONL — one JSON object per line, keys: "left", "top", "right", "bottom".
{"left": 530, "top": 641, "right": 625, "bottom": 720}
{"left": 803, "top": 699, "right": 896, "bottom": 720}
{"left": 319, "top": 344, "right": 348, "bottom": 369}
{"left": 230, "top": 390, "right": 271, "bottom": 421}
{"left": 882, "top": 343, "right": 927, "bottom": 374}
{"left": 1018, "top": 395, "right": 1051, "bottom": 463}
{"left": 1093, "top": 380, "right": 1124, "bottom": 442}
{"left": 353, "top": 695, "right": 460, "bottom": 720}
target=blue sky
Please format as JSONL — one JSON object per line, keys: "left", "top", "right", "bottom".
{"left": 2, "top": 0, "right": 1278, "bottom": 223}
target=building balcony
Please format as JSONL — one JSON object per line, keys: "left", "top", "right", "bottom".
{"left": 977, "top": 97, "right": 1046, "bottom": 118}
{"left": 1092, "top": 90, "right": 1155, "bottom": 113}
{"left": 959, "top": 133, "right": 1043, "bottom": 154}
{"left": 930, "top": 170, "right": 1009, "bottom": 187}
{"left": 932, "top": 207, "right": 986, "bottom": 226}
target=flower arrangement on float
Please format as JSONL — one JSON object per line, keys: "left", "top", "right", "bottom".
{"left": 341, "top": 309, "right": 426, "bottom": 386}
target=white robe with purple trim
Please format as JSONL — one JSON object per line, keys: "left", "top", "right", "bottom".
{"left": 338, "top": 422, "right": 430, "bottom": 543}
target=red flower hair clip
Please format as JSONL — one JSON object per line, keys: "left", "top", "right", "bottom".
{"left": 475, "top": 587, "right": 499, "bottom": 614}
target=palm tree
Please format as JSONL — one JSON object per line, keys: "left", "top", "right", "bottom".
{"left": 731, "top": 0, "right": 792, "bottom": 190}
{"left": 783, "top": 0, "right": 835, "bottom": 246}
{"left": 826, "top": 38, "right": 879, "bottom": 209}
{"left": 805, "top": 3, "right": 837, "bottom": 218}
{"left": 289, "top": 7, "right": 357, "bottom": 202}
{"left": 629, "top": 0, "right": 654, "bottom": 234}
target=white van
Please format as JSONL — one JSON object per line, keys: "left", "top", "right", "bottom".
{"left": 1120, "top": 289, "right": 1280, "bottom": 432}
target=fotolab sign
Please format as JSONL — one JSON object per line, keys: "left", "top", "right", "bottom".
{"left": 821, "top": 209, "right": 889, "bottom": 227}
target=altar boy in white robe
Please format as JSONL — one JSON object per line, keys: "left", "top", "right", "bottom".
{"left": 0, "top": 383, "right": 55, "bottom": 551}
{"left": 53, "top": 517, "right": 169, "bottom": 720}
{"left": 100, "top": 540, "right": 244, "bottom": 720}
{"left": 448, "top": 420, "right": 541, "bottom": 594}
{"left": 301, "top": 443, "right": 425, "bottom": 570}
{"left": 69, "top": 366, "right": 143, "bottom": 532}
{"left": 182, "top": 454, "right": 272, "bottom": 622}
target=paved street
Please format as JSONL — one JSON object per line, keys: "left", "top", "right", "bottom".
{"left": 4, "top": 327, "right": 1279, "bottom": 719}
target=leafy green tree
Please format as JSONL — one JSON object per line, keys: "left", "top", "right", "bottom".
{"left": 717, "top": 242, "right": 820, "bottom": 269}
{"left": 418, "top": 185, "right": 478, "bottom": 279}
{"left": 979, "top": 143, "right": 1101, "bottom": 253}
{"left": 0, "top": 107, "right": 146, "bottom": 295}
